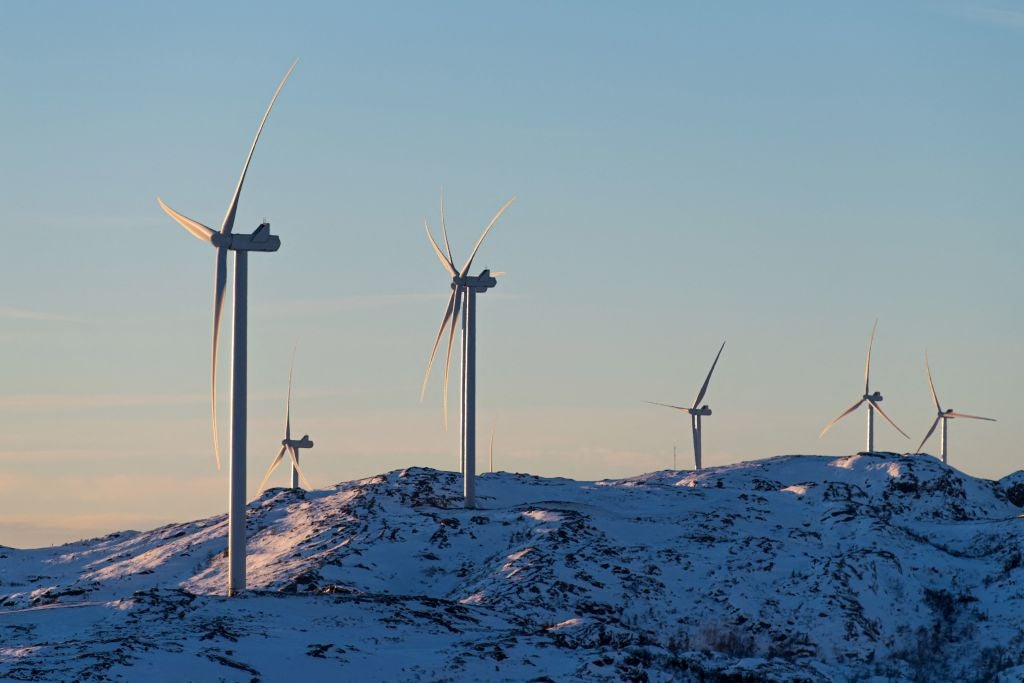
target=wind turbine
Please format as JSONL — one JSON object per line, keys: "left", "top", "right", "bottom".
{"left": 421, "top": 193, "right": 515, "bottom": 508}
{"left": 820, "top": 320, "right": 909, "bottom": 453}
{"left": 157, "top": 62, "right": 296, "bottom": 596}
{"left": 916, "top": 353, "right": 996, "bottom": 465}
{"left": 489, "top": 419, "right": 496, "bottom": 473}
{"left": 258, "top": 350, "right": 314, "bottom": 492}
{"left": 647, "top": 341, "right": 726, "bottom": 471}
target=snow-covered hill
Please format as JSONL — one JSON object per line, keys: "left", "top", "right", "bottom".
{"left": 3, "top": 453, "right": 1024, "bottom": 682}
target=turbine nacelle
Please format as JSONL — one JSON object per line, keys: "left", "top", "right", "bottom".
{"left": 451, "top": 269, "right": 498, "bottom": 293}
{"left": 864, "top": 391, "right": 883, "bottom": 403}
{"left": 690, "top": 405, "right": 712, "bottom": 416}
{"left": 210, "top": 222, "right": 281, "bottom": 252}
{"left": 283, "top": 435, "right": 314, "bottom": 449}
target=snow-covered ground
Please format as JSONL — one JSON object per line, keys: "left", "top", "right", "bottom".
{"left": 3, "top": 453, "right": 1024, "bottom": 681}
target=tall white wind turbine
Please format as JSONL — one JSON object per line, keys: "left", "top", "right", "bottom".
{"left": 820, "top": 320, "right": 909, "bottom": 453}
{"left": 916, "top": 353, "right": 995, "bottom": 465}
{"left": 488, "top": 418, "right": 496, "bottom": 474}
{"left": 259, "top": 351, "right": 314, "bottom": 492}
{"left": 157, "top": 62, "right": 296, "bottom": 596}
{"left": 647, "top": 341, "right": 726, "bottom": 471}
{"left": 421, "top": 193, "right": 515, "bottom": 508}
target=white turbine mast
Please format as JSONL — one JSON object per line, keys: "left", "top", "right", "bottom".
{"left": 259, "top": 347, "right": 314, "bottom": 493}
{"left": 647, "top": 340, "right": 726, "bottom": 472}
{"left": 157, "top": 61, "right": 297, "bottom": 596}
{"left": 819, "top": 320, "right": 908, "bottom": 453}
{"left": 421, "top": 192, "right": 515, "bottom": 508}
{"left": 916, "top": 352, "right": 996, "bottom": 465}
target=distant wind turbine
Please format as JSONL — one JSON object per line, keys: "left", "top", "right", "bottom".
{"left": 489, "top": 418, "right": 496, "bottom": 473}
{"left": 259, "top": 350, "right": 314, "bottom": 492}
{"left": 647, "top": 341, "right": 726, "bottom": 471}
{"left": 421, "top": 193, "right": 515, "bottom": 508}
{"left": 916, "top": 353, "right": 995, "bottom": 464}
{"left": 157, "top": 61, "right": 297, "bottom": 596}
{"left": 820, "top": 320, "right": 908, "bottom": 453}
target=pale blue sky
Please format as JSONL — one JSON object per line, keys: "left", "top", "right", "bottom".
{"left": 1, "top": 1, "right": 1021, "bottom": 547}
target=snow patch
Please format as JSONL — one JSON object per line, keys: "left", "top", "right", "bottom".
{"left": 547, "top": 617, "right": 587, "bottom": 631}
{"left": 521, "top": 510, "right": 563, "bottom": 524}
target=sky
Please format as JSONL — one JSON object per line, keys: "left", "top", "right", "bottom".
{"left": 1, "top": 1, "right": 1021, "bottom": 547}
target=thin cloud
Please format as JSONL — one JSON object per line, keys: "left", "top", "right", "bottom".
{"left": 0, "top": 307, "right": 81, "bottom": 323}
{"left": 0, "top": 393, "right": 206, "bottom": 410}
{"left": 258, "top": 290, "right": 522, "bottom": 316}
{"left": 0, "top": 388, "right": 352, "bottom": 411}
{"left": 949, "top": 3, "right": 1024, "bottom": 31}
{"left": 258, "top": 293, "right": 442, "bottom": 316}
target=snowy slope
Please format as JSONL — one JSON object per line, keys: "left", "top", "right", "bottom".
{"left": 3, "top": 453, "right": 1024, "bottom": 682}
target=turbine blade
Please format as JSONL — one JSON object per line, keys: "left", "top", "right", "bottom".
{"left": 288, "top": 446, "right": 313, "bottom": 490}
{"left": 440, "top": 190, "right": 455, "bottom": 269}
{"left": 420, "top": 289, "right": 458, "bottom": 400}
{"left": 864, "top": 319, "right": 877, "bottom": 395}
{"left": 645, "top": 400, "right": 692, "bottom": 412}
{"left": 870, "top": 399, "right": 909, "bottom": 438}
{"left": 819, "top": 398, "right": 866, "bottom": 438}
{"left": 211, "top": 247, "right": 228, "bottom": 470}
{"left": 441, "top": 286, "right": 463, "bottom": 430}
{"left": 157, "top": 198, "right": 216, "bottom": 243}
{"left": 925, "top": 352, "right": 941, "bottom": 413}
{"left": 220, "top": 60, "right": 297, "bottom": 235}
{"left": 459, "top": 197, "right": 516, "bottom": 277}
{"left": 947, "top": 412, "right": 997, "bottom": 421}
{"left": 425, "top": 220, "right": 456, "bottom": 276}
{"left": 917, "top": 416, "right": 942, "bottom": 453}
{"left": 692, "top": 340, "right": 726, "bottom": 410}
{"left": 285, "top": 345, "right": 296, "bottom": 441}
{"left": 258, "top": 445, "right": 288, "bottom": 493}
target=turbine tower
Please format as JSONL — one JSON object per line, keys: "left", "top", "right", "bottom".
{"left": 259, "top": 350, "right": 314, "bottom": 492}
{"left": 647, "top": 341, "right": 726, "bottom": 471}
{"left": 820, "top": 320, "right": 909, "bottom": 452}
{"left": 421, "top": 193, "right": 515, "bottom": 509}
{"left": 916, "top": 353, "right": 995, "bottom": 465}
{"left": 157, "top": 62, "right": 296, "bottom": 596}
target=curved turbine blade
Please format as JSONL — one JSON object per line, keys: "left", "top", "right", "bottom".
{"left": 917, "top": 416, "right": 942, "bottom": 453}
{"left": 285, "top": 345, "right": 296, "bottom": 441}
{"left": 440, "top": 190, "right": 455, "bottom": 270}
{"left": 925, "top": 352, "right": 941, "bottom": 413}
{"left": 870, "top": 399, "right": 909, "bottom": 438}
{"left": 692, "top": 341, "right": 726, "bottom": 410}
{"left": 258, "top": 444, "right": 288, "bottom": 493}
{"left": 441, "top": 286, "right": 464, "bottom": 430}
{"left": 288, "top": 446, "right": 313, "bottom": 490}
{"left": 645, "top": 400, "right": 692, "bottom": 413}
{"left": 947, "top": 412, "right": 997, "bottom": 421}
{"left": 864, "top": 319, "right": 877, "bottom": 395}
{"left": 211, "top": 247, "right": 228, "bottom": 469}
{"left": 424, "top": 220, "right": 456, "bottom": 276}
{"left": 220, "top": 60, "right": 298, "bottom": 235}
{"left": 459, "top": 197, "right": 516, "bottom": 277}
{"left": 420, "top": 289, "right": 458, "bottom": 400}
{"left": 820, "top": 398, "right": 866, "bottom": 438}
{"left": 157, "top": 198, "right": 216, "bottom": 243}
